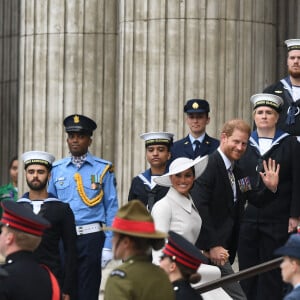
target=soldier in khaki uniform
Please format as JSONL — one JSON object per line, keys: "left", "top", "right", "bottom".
{"left": 103, "top": 200, "right": 174, "bottom": 300}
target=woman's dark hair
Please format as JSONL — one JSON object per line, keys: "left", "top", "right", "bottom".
{"left": 176, "top": 260, "right": 201, "bottom": 284}
{"left": 8, "top": 156, "right": 18, "bottom": 169}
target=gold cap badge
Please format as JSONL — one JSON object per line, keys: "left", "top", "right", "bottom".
{"left": 74, "top": 115, "right": 80, "bottom": 123}
{"left": 192, "top": 102, "right": 199, "bottom": 109}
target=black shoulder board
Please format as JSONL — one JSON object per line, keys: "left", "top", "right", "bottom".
{"left": 110, "top": 269, "right": 126, "bottom": 278}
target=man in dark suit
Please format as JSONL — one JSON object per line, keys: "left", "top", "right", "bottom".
{"left": 192, "top": 119, "right": 279, "bottom": 300}
{"left": 171, "top": 99, "right": 219, "bottom": 161}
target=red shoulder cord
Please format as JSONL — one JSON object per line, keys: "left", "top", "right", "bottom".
{"left": 41, "top": 264, "right": 61, "bottom": 300}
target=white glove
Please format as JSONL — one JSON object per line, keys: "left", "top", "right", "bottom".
{"left": 101, "top": 248, "right": 113, "bottom": 268}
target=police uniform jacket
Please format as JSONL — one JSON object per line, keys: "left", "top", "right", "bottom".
{"left": 0, "top": 251, "right": 54, "bottom": 300}
{"left": 171, "top": 134, "right": 219, "bottom": 161}
{"left": 128, "top": 168, "right": 169, "bottom": 211}
{"left": 172, "top": 279, "right": 203, "bottom": 300}
{"left": 48, "top": 152, "right": 119, "bottom": 249}
{"left": 238, "top": 130, "right": 300, "bottom": 223}
{"left": 104, "top": 255, "right": 174, "bottom": 300}
{"left": 264, "top": 78, "right": 300, "bottom": 136}
{"left": 17, "top": 193, "right": 77, "bottom": 296}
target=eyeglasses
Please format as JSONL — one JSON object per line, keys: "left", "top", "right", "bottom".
{"left": 0, "top": 225, "right": 3, "bottom": 234}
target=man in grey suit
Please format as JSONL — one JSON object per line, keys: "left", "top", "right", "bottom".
{"left": 192, "top": 119, "right": 279, "bottom": 300}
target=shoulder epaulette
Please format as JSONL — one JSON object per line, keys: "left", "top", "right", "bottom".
{"left": 110, "top": 269, "right": 126, "bottom": 278}
{"left": 52, "top": 158, "right": 68, "bottom": 167}
{"left": 93, "top": 156, "right": 113, "bottom": 165}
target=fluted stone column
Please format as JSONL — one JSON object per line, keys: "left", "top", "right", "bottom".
{"left": 18, "top": 0, "right": 118, "bottom": 193}
{"left": 116, "top": 0, "right": 277, "bottom": 203}
{"left": 16, "top": 0, "right": 300, "bottom": 204}
{"left": 0, "top": 0, "right": 19, "bottom": 184}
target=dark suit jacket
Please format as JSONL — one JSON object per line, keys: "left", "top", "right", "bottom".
{"left": 192, "top": 150, "right": 277, "bottom": 263}
{"left": 191, "top": 151, "right": 246, "bottom": 263}
{"left": 170, "top": 134, "right": 219, "bottom": 161}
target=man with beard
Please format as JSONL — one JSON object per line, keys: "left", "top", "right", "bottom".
{"left": 264, "top": 39, "right": 300, "bottom": 138}
{"left": 18, "top": 151, "right": 77, "bottom": 300}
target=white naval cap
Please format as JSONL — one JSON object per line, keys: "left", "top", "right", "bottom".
{"left": 285, "top": 39, "right": 300, "bottom": 51}
{"left": 250, "top": 93, "right": 284, "bottom": 113}
{"left": 22, "top": 151, "right": 55, "bottom": 169}
{"left": 140, "top": 132, "right": 174, "bottom": 147}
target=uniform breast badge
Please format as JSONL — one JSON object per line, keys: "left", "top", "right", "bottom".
{"left": 91, "top": 175, "right": 101, "bottom": 190}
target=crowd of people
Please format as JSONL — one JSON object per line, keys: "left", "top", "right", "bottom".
{"left": 0, "top": 38, "right": 300, "bottom": 300}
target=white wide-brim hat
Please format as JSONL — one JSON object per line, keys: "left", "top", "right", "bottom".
{"left": 154, "top": 155, "right": 208, "bottom": 187}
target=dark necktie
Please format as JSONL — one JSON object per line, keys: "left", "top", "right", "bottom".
{"left": 193, "top": 140, "right": 201, "bottom": 158}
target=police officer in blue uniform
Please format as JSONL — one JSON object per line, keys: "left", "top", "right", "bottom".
{"left": 128, "top": 132, "right": 173, "bottom": 211}
{"left": 48, "top": 114, "right": 119, "bottom": 300}
{"left": 171, "top": 99, "right": 219, "bottom": 161}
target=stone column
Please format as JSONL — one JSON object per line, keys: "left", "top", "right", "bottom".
{"left": 18, "top": 0, "right": 118, "bottom": 193}
{"left": 275, "top": 0, "right": 300, "bottom": 80}
{"left": 116, "top": 0, "right": 277, "bottom": 203}
{"left": 0, "top": 0, "right": 19, "bottom": 184}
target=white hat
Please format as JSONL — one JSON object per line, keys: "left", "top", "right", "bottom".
{"left": 250, "top": 93, "right": 283, "bottom": 113}
{"left": 285, "top": 39, "right": 300, "bottom": 51}
{"left": 140, "top": 132, "right": 174, "bottom": 147}
{"left": 22, "top": 151, "right": 55, "bottom": 169}
{"left": 154, "top": 155, "right": 208, "bottom": 187}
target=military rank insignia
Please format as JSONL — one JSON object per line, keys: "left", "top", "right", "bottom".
{"left": 110, "top": 269, "right": 126, "bottom": 278}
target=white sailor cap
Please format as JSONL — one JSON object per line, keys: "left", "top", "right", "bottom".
{"left": 250, "top": 93, "right": 283, "bottom": 113}
{"left": 22, "top": 151, "right": 55, "bottom": 169}
{"left": 140, "top": 132, "right": 174, "bottom": 147}
{"left": 285, "top": 39, "right": 300, "bottom": 51}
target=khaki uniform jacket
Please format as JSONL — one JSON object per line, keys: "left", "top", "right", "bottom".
{"left": 104, "top": 255, "right": 174, "bottom": 300}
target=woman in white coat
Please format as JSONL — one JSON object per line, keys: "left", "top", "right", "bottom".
{"left": 152, "top": 156, "right": 232, "bottom": 300}
{"left": 151, "top": 156, "right": 209, "bottom": 263}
